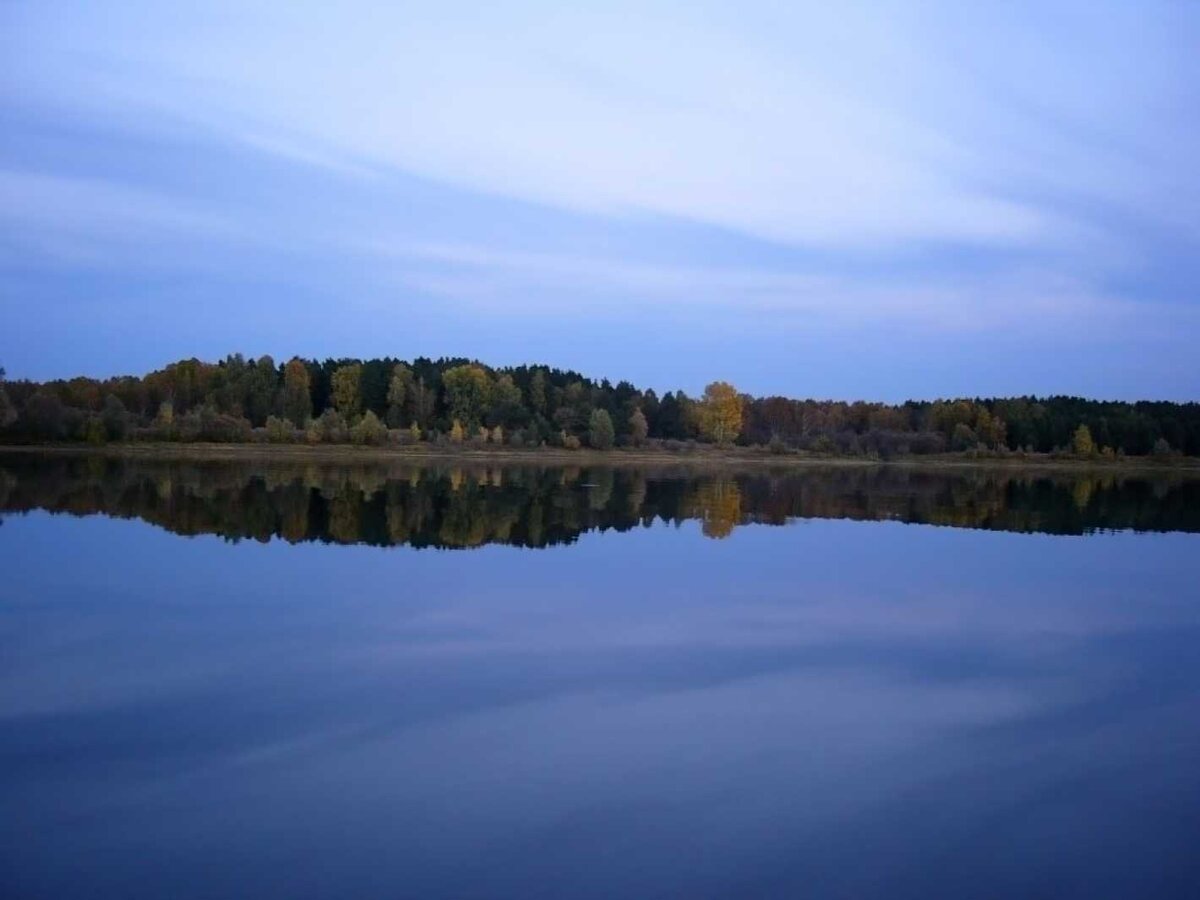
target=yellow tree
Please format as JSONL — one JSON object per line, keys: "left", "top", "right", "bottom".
{"left": 282, "top": 358, "right": 312, "bottom": 425}
{"left": 330, "top": 363, "right": 362, "bottom": 418}
{"left": 699, "top": 381, "right": 742, "bottom": 445}
{"left": 1072, "top": 424, "right": 1095, "bottom": 457}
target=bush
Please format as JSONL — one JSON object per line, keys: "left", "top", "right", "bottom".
{"left": 810, "top": 434, "right": 837, "bottom": 455}
{"left": 176, "top": 406, "right": 252, "bottom": 442}
{"left": 350, "top": 411, "right": 387, "bottom": 445}
{"left": 308, "top": 409, "right": 349, "bottom": 444}
{"left": 265, "top": 415, "right": 295, "bottom": 443}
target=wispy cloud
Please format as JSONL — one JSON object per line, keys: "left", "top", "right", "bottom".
{"left": 0, "top": 1, "right": 1196, "bottom": 396}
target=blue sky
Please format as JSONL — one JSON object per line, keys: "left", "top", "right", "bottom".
{"left": 1, "top": 1, "right": 1197, "bottom": 400}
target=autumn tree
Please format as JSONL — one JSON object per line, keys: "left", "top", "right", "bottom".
{"left": 330, "top": 364, "right": 363, "bottom": 418}
{"left": 282, "top": 358, "right": 312, "bottom": 426}
{"left": 589, "top": 408, "right": 615, "bottom": 450}
{"left": 1072, "top": 424, "right": 1095, "bottom": 457}
{"left": 155, "top": 401, "right": 174, "bottom": 427}
{"left": 698, "top": 382, "right": 742, "bottom": 445}
{"left": 629, "top": 408, "right": 648, "bottom": 446}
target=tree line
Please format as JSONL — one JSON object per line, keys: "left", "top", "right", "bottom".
{"left": 0, "top": 355, "right": 1196, "bottom": 457}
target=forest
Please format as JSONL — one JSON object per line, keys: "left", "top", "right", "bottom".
{"left": 0, "top": 354, "right": 1197, "bottom": 458}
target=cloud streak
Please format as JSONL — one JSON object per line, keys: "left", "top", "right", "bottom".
{"left": 0, "top": 1, "right": 1197, "bottom": 397}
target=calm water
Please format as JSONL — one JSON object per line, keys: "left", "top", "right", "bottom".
{"left": 2, "top": 454, "right": 1199, "bottom": 899}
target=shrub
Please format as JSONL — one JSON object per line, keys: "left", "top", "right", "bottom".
{"left": 350, "top": 410, "right": 387, "bottom": 445}
{"left": 265, "top": 415, "right": 295, "bottom": 443}
{"left": 309, "top": 409, "right": 349, "bottom": 444}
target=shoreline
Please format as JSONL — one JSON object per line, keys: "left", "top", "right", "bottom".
{"left": 3, "top": 442, "right": 1199, "bottom": 474}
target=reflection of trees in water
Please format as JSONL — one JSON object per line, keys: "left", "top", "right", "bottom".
{"left": 1, "top": 455, "right": 1198, "bottom": 548}
{"left": 687, "top": 479, "right": 742, "bottom": 539}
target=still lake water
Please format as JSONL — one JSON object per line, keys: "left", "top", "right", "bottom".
{"left": 2, "top": 453, "right": 1199, "bottom": 898}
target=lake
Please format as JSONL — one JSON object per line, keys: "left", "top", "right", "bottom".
{"left": 2, "top": 453, "right": 1199, "bottom": 898}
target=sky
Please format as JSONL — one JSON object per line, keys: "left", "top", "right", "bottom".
{"left": 1, "top": 1, "right": 1197, "bottom": 401}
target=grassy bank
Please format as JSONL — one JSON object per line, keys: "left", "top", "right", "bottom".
{"left": 3, "top": 441, "right": 1199, "bottom": 474}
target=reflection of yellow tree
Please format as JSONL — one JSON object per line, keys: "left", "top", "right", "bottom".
{"left": 278, "top": 483, "right": 311, "bottom": 543}
{"left": 328, "top": 493, "right": 362, "bottom": 543}
{"left": 155, "top": 474, "right": 173, "bottom": 500}
{"left": 625, "top": 473, "right": 647, "bottom": 517}
{"left": 1072, "top": 477, "right": 1095, "bottom": 511}
{"left": 695, "top": 479, "right": 742, "bottom": 539}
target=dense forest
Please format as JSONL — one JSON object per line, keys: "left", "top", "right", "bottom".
{"left": 0, "top": 355, "right": 1197, "bottom": 458}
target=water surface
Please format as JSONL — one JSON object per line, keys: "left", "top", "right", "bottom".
{"left": 2, "top": 454, "right": 1198, "bottom": 898}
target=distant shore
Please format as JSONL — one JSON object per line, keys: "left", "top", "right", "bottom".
{"left": 3, "top": 441, "right": 1199, "bottom": 474}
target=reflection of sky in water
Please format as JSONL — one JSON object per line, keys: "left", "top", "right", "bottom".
{"left": 2, "top": 513, "right": 1199, "bottom": 898}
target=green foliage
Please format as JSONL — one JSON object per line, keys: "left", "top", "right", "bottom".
{"left": 308, "top": 409, "right": 349, "bottom": 444}
{"left": 443, "top": 365, "right": 492, "bottom": 427}
{"left": 3, "top": 354, "right": 1198, "bottom": 458}
{"left": 102, "top": 394, "right": 129, "bottom": 441}
{"left": 350, "top": 410, "right": 388, "bottom": 445}
{"left": 0, "top": 369, "right": 17, "bottom": 428}
{"left": 265, "top": 415, "right": 295, "bottom": 443}
{"left": 588, "top": 408, "right": 615, "bottom": 449}
{"left": 386, "top": 363, "right": 413, "bottom": 427}
{"left": 84, "top": 416, "right": 107, "bottom": 445}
